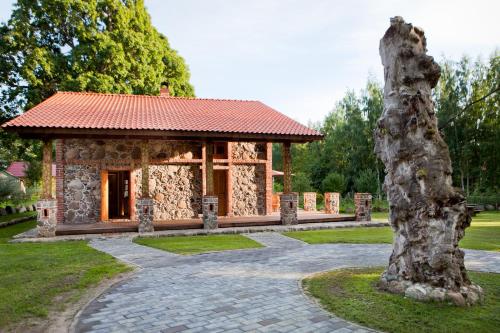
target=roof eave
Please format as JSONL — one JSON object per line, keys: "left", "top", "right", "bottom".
{"left": 3, "top": 126, "right": 324, "bottom": 143}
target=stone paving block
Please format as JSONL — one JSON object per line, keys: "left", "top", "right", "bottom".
{"left": 74, "top": 234, "right": 500, "bottom": 333}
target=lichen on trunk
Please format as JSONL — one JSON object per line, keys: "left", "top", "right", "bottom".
{"left": 374, "top": 17, "right": 483, "bottom": 305}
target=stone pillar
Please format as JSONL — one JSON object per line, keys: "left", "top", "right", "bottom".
{"left": 136, "top": 198, "right": 154, "bottom": 233}
{"left": 202, "top": 195, "right": 218, "bottom": 229}
{"left": 36, "top": 199, "right": 57, "bottom": 237}
{"left": 303, "top": 192, "right": 316, "bottom": 212}
{"left": 325, "top": 192, "right": 340, "bottom": 215}
{"left": 280, "top": 193, "right": 298, "bottom": 225}
{"left": 354, "top": 193, "right": 372, "bottom": 221}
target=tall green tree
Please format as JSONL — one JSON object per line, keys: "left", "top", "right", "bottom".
{"left": 0, "top": 0, "right": 194, "bottom": 167}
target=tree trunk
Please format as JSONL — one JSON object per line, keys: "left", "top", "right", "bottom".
{"left": 374, "top": 17, "right": 483, "bottom": 305}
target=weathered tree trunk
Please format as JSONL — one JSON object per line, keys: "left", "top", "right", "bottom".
{"left": 374, "top": 17, "right": 483, "bottom": 306}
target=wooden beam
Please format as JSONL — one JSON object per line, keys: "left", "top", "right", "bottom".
{"left": 8, "top": 127, "right": 323, "bottom": 143}
{"left": 141, "top": 140, "right": 150, "bottom": 198}
{"left": 100, "top": 170, "right": 108, "bottom": 221}
{"left": 206, "top": 142, "right": 214, "bottom": 195}
{"left": 202, "top": 143, "right": 207, "bottom": 195}
{"left": 41, "top": 139, "right": 53, "bottom": 199}
{"left": 227, "top": 142, "right": 233, "bottom": 216}
{"left": 282, "top": 141, "right": 292, "bottom": 194}
{"left": 265, "top": 142, "right": 273, "bottom": 214}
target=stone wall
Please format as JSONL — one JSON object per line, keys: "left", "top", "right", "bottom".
{"left": 65, "top": 139, "right": 142, "bottom": 160}
{"left": 303, "top": 192, "right": 317, "bottom": 211}
{"left": 232, "top": 142, "right": 266, "bottom": 160}
{"left": 231, "top": 165, "right": 266, "bottom": 216}
{"left": 64, "top": 139, "right": 201, "bottom": 161}
{"left": 149, "top": 141, "right": 202, "bottom": 160}
{"left": 135, "top": 165, "right": 202, "bottom": 220}
{"left": 61, "top": 139, "right": 267, "bottom": 223}
{"left": 63, "top": 165, "right": 100, "bottom": 224}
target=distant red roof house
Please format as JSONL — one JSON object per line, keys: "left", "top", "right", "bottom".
{"left": 6, "top": 161, "right": 56, "bottom": 178}
{"left": 2, "top": 92, "right": 322, "bottom": 141}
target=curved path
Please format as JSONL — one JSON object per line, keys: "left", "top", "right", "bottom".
{"left": 75, "top": 233, "right": 500, "bottom": 333}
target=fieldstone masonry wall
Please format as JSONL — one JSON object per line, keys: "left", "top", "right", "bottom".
{"left": 64, "top": 165, "right": 100, "bottom": 224}
{"left": 324, "top": 192, "right": 340, "bottom": 215}
{"left": 60, "top": 139, "right": 267, "bottom": 223}
{"left": 135, "top": 165, "right": 202, "bottom": 220}
{"left": 232, "top": 165, "right": 266, "bottom": 216}
{"left": 354, "top": 193, "right": 372, "bottom": 221}
{"left": 232, "top": 142, "right": 266, "bottom": 160}
{"left": 303, "top": 192, "right": 316, "bottom": 211}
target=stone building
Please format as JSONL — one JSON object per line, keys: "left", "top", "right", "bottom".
{"left": 2, "top": 91, "right": 323, "bottom": 236}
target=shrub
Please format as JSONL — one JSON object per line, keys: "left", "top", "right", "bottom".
{"left": 0, "top": 176, "right": 23, "bottom": 202}
{"left": 322, "top": 172, "right": 347, "bottom": 194}
{"left": 292, "top": 172, "right": 313, "bottom": 193}
{"left": 354, "top": 169, "right": 378, "bottom": 194}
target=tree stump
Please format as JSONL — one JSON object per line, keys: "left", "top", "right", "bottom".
{"left": 374, "top": 17, "right": 483, "bottom": 305}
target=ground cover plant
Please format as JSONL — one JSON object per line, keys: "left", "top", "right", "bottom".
{"left": 303, "top": 267, "right": 500, "bottom": 333}
{"left": 285, "top": 211, "right": 500, "bottom": 251}
{"left": 0, "top": 220, "right": 130, "bottom": 331}
{"left": 134, "top": 234, "right": 263, "bottom": 255}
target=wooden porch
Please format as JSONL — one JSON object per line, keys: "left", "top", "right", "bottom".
{"left": 56, "top": 211, "right": 356, "bottom": 235}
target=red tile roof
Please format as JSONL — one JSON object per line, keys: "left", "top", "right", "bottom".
{"left": 6, "top": 161, "right": 56, "bottom": 178}
{"left": 2, "top": 92, "right": 322, "bottom": 140}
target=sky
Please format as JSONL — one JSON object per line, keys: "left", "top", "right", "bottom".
{"left": 0, "top": 0, "right": 499, "bottom": 125}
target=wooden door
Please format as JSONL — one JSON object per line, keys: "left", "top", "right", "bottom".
{"left": 214, "top": 170, "right": 227, "bottom": 216}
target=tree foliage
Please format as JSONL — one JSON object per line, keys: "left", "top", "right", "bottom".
{"left": 292, "top": 172, "right": 313, "bottom": 193}
{"left": 273, "top": 52, "right": 499, "bottom": 197}
{"left": 0, "top": 0, "right": 194, "bottom": 168}
{"left": 321, "top": 172, "right": 347, "bottom": 193}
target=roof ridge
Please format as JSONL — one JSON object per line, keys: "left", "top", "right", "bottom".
{"left": 56, "top": 91, "right": 259, "bottom": 103}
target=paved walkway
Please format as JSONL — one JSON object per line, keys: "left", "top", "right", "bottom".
{"left": 75, "top": 233, "right": 500, "bottom": 333}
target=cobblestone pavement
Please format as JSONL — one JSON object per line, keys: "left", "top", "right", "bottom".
{"left": 75, "top": 234, "right": 500, "bottom": 333}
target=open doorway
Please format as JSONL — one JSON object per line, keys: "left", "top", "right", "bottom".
{"left": 108, "top": 171, "right": 130, "bottom": 219}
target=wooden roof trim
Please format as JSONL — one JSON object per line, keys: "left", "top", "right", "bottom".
{"left": 6, "top": 127, "right": 323, "bottom": 143}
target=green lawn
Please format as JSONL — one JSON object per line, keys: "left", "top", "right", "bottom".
{"left": 0, "top": 211, "right": 36, "bottom": 223}
{"left": 303, "top": 267, "right": 500, "bottom": 333}
{"left": 134, "top": 234, "right": 263, "bottom": 255}
{"left": 285, "top": 211, "right": 500, "bottom": 251}
{"left": 0, "top": 220, "right": 131, "bottom": 331}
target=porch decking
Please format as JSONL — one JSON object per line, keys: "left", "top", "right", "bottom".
{"left": 56, "top": 211, "right": 356, "bottom": 235}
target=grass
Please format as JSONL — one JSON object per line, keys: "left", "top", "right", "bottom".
{"left": 134, "top": 234, "right": 263, "bottom": 255}
{"left": 303, "top": 267, "right": 500, "bottom": 333}
{"left": 0, "top": 211, "right": 36, "bottom": 223}
{"left": 0, "top": 219, "right": 131, "bottom": 331}
{"left": 285, "top": 211, "right": 500, "bottom": 251}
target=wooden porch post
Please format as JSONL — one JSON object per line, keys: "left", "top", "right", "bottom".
{"left": 206, "top": 142, "right": 214, "bottom": 195}
{"left": 282, "top": 141, "right": 292, "bottom": 194}
{"left": 37, "top": 139, "right": 57, "bottom": 237}
{"left": 227, "top": 142, "right": 234, "bottom": 216}
{"left": 202, "top": 141, "right": 218, "bottom": 229}
{"left": 280, "top": 141, "right": 297, "bottom": 225}
{"left": 141, "top": 140, "right": 150, "bottom": 198}
{"left": 137, "top": 140, "right": 154, "bottom": 233}
{"left": 42, "top": 139, "right": 53, "bottom": 199}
